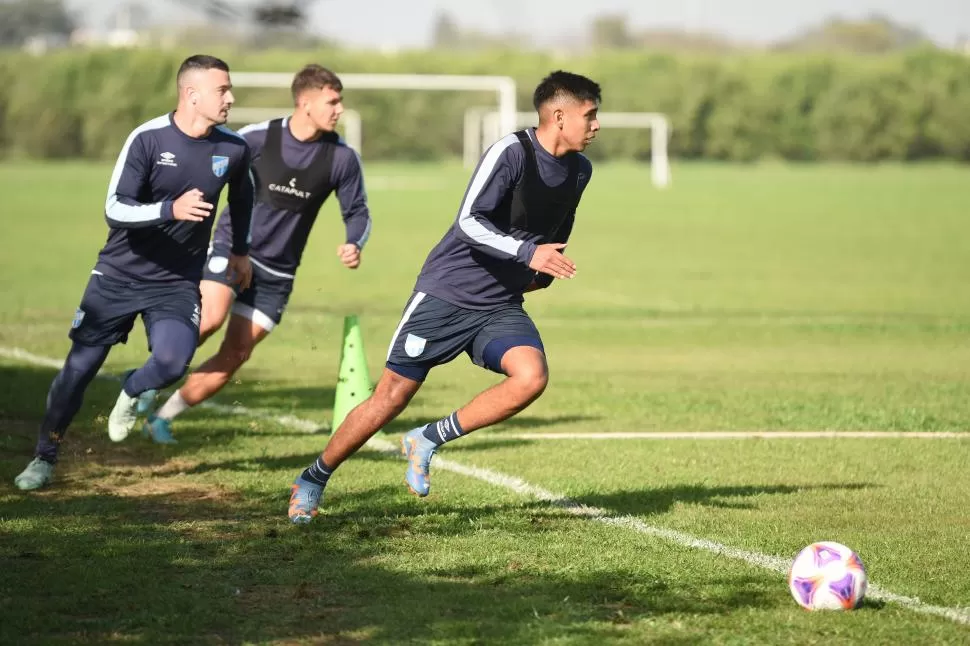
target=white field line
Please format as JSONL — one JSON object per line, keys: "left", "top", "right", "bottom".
{"left": 499, "top": 431, "right": 968, "bottom": 440}
{"left": 3, "top": 345, "right": 969, "bottom": 626}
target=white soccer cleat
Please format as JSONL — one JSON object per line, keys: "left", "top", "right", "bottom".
{"left": 107, "top": 389, "right": 140, "bottom": 442}
{"left": 14, "top": 457, "right": 55, "bottom": 491}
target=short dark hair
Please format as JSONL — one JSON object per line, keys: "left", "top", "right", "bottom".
{"left": 291, "top": 64, "right": 343, "bottom": 103}
{"left": 176, "top": 54, "right": 230, "bottom": 87}
{"left": 533, "top": 71, "right": 601, "bottom": 111}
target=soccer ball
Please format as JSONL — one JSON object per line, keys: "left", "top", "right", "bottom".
{"left": 788, "top": 541, "right": 868, "bottom": 610}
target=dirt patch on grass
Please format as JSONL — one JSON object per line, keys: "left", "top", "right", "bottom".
{"left": 99, "top": 476, "right": 233, "bottom": 501}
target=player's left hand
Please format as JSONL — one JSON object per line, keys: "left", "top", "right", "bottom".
{"left": 228, "top": 253, "right": 253, "bottom": 290}
{"left": 336, "top": 243, "right": 361, "bottom": 269}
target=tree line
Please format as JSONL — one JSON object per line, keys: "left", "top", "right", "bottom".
{"left": 0, "top": 47, "right": 968, "bottom": 162}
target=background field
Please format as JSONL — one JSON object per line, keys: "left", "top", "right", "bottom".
{"left": 1, "top": 161, "right": 969, "bottom": 644}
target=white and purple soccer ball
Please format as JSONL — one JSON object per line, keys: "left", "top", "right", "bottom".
{"left": 788, "top": 541, "right": 868, "bottom": 610}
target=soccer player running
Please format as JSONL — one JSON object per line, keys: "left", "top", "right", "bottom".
{"left": 142, "top": 64, "right": 372, "bottom": 444}
{"left": 288, "top": 70, "right": 601, "bottom": 523}
{"left": 14, "top": 55, "right": 254, "bottom": 491}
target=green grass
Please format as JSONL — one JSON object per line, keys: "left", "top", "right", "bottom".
{"left": 1, "top": 161, "right": 969, "bottom": 644}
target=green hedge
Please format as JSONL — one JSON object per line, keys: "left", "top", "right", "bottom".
{"left": 1, "top": 47, "right": 969, "bottom": 162}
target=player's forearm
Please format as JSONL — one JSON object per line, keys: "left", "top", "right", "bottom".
{"left": 344, "top": 212, "right": 371, "bottom": 250}
{"left": 455, "top": 212, "right": 537, "bottom": 264}
{"left": 104, "top": 195, "right": 174, "bottom": 229}
{"left": 228, "top": 212, "right": 251, "bottom": 254}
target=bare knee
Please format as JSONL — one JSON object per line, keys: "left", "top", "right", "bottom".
{"left": 510, "top": 363, "right": 548, "bottom": 401}
{"left": 371, "top": 369, "right": 421, "bottom": 414}
{"left": 502, "top": 348, "right": 549, "bottom": 402}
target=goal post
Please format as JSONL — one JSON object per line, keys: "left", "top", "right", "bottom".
{"left": 230, "top": 72, "right": 518, "bottom": 159}
{"left": 473, "top": 109, "right": 672, "bottom": 188}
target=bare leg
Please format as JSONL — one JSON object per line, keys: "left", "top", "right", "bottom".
{"left": 400, "top": 346, "right": 549, "bottom": 497}
{"left": 178, "top": 313, "right": 269, "bottom": 407}
{"left": 289, "top": 369, "right": 422, "bottom": 521}
{"left": 198, "top": 280, "right": 234, "bottom": 346}
{"left": 454, "top": 346, "right": 549, "bottom": 432}
{"left": 321, "top": 368, "right": 423, "bottom": 468}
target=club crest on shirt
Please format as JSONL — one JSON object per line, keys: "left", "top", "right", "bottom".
{"left": 212, "top": 155, "right": 229, "bottom": 177}
{"left": 404, "top": 334, "right": 427, "bottom": 358}
{"left": 72, "top": 308, "right": 85, "bottom": 329}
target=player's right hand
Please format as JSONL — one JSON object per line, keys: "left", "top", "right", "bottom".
{"left": 528, "top": 243, "right": 576, "bottom": 280}
{"left": 172, "top": 189, "right": 214, "bottom": 222}
{"left": 227, "top": 253, "right": 252, "bottom": 290}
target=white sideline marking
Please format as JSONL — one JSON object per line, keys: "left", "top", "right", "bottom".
{"left": 420, "top": 453, "right": 970, "bottom": 626}
{"left": 3, "top": 345, "right": 969, "bottom": 626}
{"left": 499, "top": 431, "right": 967, "bottom": 440}
{"left": 0, "top": 347, "right": 327, "bottom": 433}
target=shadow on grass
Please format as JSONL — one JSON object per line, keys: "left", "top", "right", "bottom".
{"left": 576, "top": 482, "right": 877, "bottom": 517}
{"left": 0, "top": 480, "right": 792, "bottom": 645}
{"left": 0, "top": 363, "right": 885, "bottom": 644}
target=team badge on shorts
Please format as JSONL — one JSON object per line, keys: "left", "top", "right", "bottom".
{"left": 71, "top": 308, "right": 85, "bottom": 329}
{"left": 212, "top": 155, "right": 229, "bottom": 177}
{"left": 207, "top": 255, "right": 229, "bottom": 274}
{"left": 404, "top": 334, "right": 427, "bottom": 358}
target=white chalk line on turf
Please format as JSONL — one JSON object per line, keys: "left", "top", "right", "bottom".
{"left": 0, "top": 347, "right": 327, "bottom": 433}
{"left": 3, "top": 345, "right": 969, "bottom": 626}
{"left": 499, "top": 431, "right": 968, "bottom": 440}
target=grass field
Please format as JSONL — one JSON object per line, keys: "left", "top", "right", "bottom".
{"left": 1, "top": 160, "right": 969, "bottom": 644}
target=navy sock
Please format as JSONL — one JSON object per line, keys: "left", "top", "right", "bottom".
{"left": 300, "top": 456, "right": 333, "bottom": 487}
{"left": 421, "top": 412, "right": 465, "bottom": 447}
{"left": 36, "top": 342, "right": 111, "bottom": 464}
{"left": 124, "top": 318, "right": 198, "bottom": 396}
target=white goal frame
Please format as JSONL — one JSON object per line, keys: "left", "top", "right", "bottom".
{"left": 228, "top": 107, "right": 362, "bottom": 152}
{"left": 471, "top": 109, "right": 672, "bottom": 188}
{"left": 231, "top": 72, "right": 518, "bottom": 158}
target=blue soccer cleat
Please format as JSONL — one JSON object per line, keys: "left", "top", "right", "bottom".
{"left": 402, "top": 426, "right": 437, "bottom": 497}
{"left": 288, "top": 476, "right": 323, "bottom": 524}
{"left": 136, "top": 388, "right": 158, "bottom": 414}
{"left": 142, "top": 415, "right": 177, "bottom": 444}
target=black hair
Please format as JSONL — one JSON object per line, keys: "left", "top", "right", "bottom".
{"left": 533, "top": 70, "right": 601, "bottom": 111}
{"left": 176, "top": 54, "right": 230, "bottom": 87}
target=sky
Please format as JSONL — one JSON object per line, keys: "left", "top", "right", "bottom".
{"left": 67, "top": 0, "right": 970, "bottom": 49}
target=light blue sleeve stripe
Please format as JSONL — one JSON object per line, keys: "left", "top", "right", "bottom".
{"left": 103, "top": 115, "right": 170, "bottom": 224}
{"left": 356, "top": 216, "right": 372, "bottom": 249}
{"left": 456, "top": 133, "right": 523, "bottom": 257}
{"left": 236, "top": 119, "right": 274, "bottom": 137}
{"left": 246, "top": 168, "right": 255, "bottom": 245}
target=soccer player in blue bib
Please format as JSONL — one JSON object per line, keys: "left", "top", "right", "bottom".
{"left": 14, "top": 55, "right": 254, "bottom": 491}
{"left": 142, "top": 64, "right": 372, "bottom": 443}
{"left": 287, "top": 71, "right": 601, "bottom": 523}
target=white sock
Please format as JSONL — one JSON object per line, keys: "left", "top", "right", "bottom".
{"left": 156, "top": 391, "right": 191, "bottom": 421}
